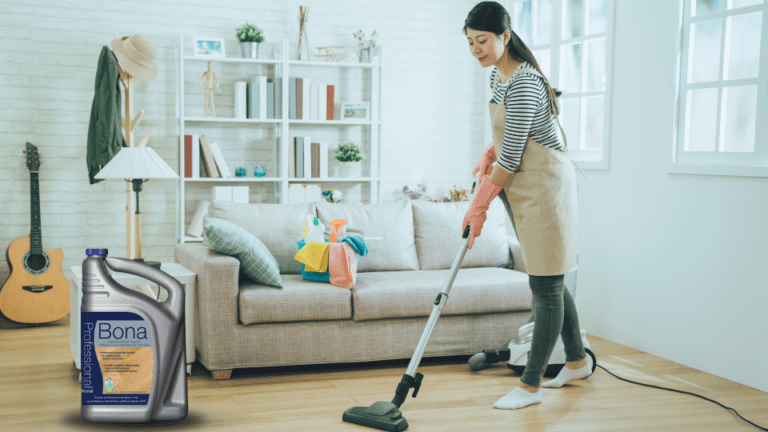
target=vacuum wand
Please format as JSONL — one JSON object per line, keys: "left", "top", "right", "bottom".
{"left": 343, "top": 174, "right": 480, "bottom": 431}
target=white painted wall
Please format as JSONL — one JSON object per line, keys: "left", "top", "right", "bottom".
{"left": 0, "top": 0, "right": 486, "bottom": 276}
{"left": 576, "top": 0, "right": 768, "bottom": 393}
{"left": 1, "top": 0, "right": 766, "bottom": 395}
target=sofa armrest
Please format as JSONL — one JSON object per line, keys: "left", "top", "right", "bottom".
{"left": 507, "top": 235, "right": 527, "bottom": 274}
{"left": 174, "top": 243, "right": 241, "bottom": 370}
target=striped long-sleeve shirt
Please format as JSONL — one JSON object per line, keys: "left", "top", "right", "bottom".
{"left": 490, "top": 63, "right": 564, "bottom": 173}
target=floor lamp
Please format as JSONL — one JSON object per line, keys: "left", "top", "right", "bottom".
{"left": 95, "top": 146, "right": 178, "bottom": 268}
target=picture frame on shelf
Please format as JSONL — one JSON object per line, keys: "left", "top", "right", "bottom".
{"left": 341, "top": 101, "right": 370, "bottom": 121}
{"left": 194, "top": 37, "right": 226, "bottom": 58}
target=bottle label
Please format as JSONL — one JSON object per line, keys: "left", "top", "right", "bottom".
{"left": 81, "top": 312, "right": 152, "bottom": 405}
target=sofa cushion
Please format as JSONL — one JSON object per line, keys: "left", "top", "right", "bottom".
{"left": 208, "top": 200, "right": 315, "bottom": 274}
{"left": 239, "top": 274, "right": 352, "bottom": 324}
{"left": 351, "top": 267, "right": 531, "bottom": 321}
{"left": 203, "top": 217, "right": 283, "bottom": 287}
{"left": 315, "top": 200, "right": 419, "bottom": 272}
{"left": 412, "top": 199, "right": 510, "bottom": 270}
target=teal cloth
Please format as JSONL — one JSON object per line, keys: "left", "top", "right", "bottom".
{"left": 340, "top": 235, "right": 368, "bottom": 256}
{"left": 87, "top": 46, "right": 126, "bottom": 185}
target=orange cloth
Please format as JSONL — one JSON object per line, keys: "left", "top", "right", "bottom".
{"left": 328, "top": 242, "right": 357, "bottom": 289}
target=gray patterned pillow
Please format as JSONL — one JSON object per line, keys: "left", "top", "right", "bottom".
{"left": 203, "top": 217, "right": 282, "bottom": 288}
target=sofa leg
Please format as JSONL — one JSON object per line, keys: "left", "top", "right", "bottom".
{"left": 211, "top": 370, "right": 232, "bottom": 380}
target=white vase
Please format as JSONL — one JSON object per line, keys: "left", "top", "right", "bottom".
{"left": 338, "top": 161, "right": 362, "bottom": 178}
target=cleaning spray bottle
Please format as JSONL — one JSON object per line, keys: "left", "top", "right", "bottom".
{"left": 304, "top": 217, "right": 326, "bottom": 243}
{"left": 81, "top": 248, "right": 187, "bottom": 423}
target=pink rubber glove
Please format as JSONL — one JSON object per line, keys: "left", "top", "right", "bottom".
{"left": 461, "top": 177, "right": 503, "bottom": 250}
{"left": 472, "top": 142, "right": 496, "bottom": 180}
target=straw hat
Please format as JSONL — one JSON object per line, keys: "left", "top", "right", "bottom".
{"left": 110, "top": 34, "right": 158, "bottom": 82}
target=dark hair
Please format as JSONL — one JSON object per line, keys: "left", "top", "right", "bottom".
{"left": 463, "top": 1, "right": 561, "bottom": 116}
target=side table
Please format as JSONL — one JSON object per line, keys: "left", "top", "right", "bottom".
{"left": 69, "top": 262, "right": 196, "bottom": 376}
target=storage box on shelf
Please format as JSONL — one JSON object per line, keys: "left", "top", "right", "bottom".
{"left": 175, "top": 35, "right": 383, "bottom": 244}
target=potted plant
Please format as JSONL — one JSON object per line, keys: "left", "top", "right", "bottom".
{"left": 353, "top": 30, "right": 377, "bottom": 63}
{"left": 236, "top": 22, "right": 265, "bottom": 59}
{"left": 335, "top": 142, "right": 364, "bottom": 178}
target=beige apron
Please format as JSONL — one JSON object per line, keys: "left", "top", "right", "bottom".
{"left": 491, "top": 67, "right": 579, "bottom": 276}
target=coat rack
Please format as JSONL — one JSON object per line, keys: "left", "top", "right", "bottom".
{"left": 117, "top": 61, "right": 152, "bottom": 261}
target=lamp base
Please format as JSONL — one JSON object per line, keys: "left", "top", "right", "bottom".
{"left": 132, "top": 258, "right": 161, "bottom": 269}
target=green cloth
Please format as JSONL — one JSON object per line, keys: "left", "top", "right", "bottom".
{"left": 87, "top": 46, "right": 126, "bottom": 185}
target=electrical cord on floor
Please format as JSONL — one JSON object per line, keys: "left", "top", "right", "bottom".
{"left": 596, "top": 363, "right": 767, "bottom": 431}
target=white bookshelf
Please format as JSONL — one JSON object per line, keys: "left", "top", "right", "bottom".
{"left": 175, "top": 36, "right": 383, "bottom": 244}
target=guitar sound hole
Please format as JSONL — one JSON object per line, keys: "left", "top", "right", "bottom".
{"left": 26, "top": 254, "right": 48, "bottom": 271}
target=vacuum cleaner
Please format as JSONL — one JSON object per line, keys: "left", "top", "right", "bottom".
{"left": 468, "top": 321, "right": 597, "bottom": 376}
{"left": 342, "top": 175, "right": 480, "bottom": 432}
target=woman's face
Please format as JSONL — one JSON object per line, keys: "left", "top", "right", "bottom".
{"left": 466, "top": 28, "right": 508, "bottom": 68}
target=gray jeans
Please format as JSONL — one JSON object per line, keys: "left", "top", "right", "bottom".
{"left": 521, "top": 274, "right": 586, "bottom": 387}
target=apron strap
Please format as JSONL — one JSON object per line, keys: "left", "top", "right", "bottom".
{"left": 512, "top": 67, "right": 588, "bottom": 179}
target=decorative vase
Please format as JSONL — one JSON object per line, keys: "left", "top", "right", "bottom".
{"left": 241, "top": 42, "right": 259, "bottom": 59}
{"left": 338, "top": 161, "right": 362, "bottom": 178}
{"left": 358, "top": 49, "right": 370, "bottom": 63}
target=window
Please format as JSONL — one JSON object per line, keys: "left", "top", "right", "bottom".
{"left": 674, "top": 0, "right": 768, "bottom": 176}
{"left": 511, "top": 0, "right": 616, "bottom": 169}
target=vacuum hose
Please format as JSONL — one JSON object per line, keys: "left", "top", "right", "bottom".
{"left": 468, "top": 347, "right": 512, "bottom": 371}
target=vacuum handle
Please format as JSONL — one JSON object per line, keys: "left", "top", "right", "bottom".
{"left": 105, "top": 257, "right": 185, "bottom": 322}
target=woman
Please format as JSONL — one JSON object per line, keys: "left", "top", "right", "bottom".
{"left": 461, "top": 1, "right": 593, "bottom": 410}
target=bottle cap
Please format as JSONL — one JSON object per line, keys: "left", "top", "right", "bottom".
{"left": 86, "top": 248, "right": 108, "bottom": 256}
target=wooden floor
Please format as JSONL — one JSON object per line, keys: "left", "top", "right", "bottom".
{"left": 2, "top": 316, "right": 767, "bottom": 432}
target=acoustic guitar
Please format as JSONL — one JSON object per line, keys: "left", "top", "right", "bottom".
{"left": 0, "top": 142, "right": 70, "bottom": 324}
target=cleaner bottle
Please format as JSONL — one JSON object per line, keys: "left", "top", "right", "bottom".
{"left": 81, "top": 248, "right": 187, "bottom": 423}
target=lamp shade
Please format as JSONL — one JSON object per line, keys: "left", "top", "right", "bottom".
{"left": 95, "top": 147, "right": 178, "bottom": 180}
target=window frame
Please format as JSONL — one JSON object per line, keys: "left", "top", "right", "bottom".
{"left": 510, "top": 0, "right": 617, "bottom": 170}
{"left": 671, "top": 0, "right": 768, "bottom": 178}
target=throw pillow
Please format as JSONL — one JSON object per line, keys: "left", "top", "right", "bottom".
{"left": 203, "top": 217, "right": 283, "bottom": 288}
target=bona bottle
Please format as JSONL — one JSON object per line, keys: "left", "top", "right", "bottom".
{"left": 81, "top": 248, "right": 187, "bottom": 423}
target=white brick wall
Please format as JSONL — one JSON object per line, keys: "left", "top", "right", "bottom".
{"left": 0, "top": 0, "right": 488, "bottom": 279}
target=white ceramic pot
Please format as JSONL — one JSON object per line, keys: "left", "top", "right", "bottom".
{"left": 338, "top": 161, "right": 362, "bottom": 178}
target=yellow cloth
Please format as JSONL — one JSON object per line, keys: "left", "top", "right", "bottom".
{"left": 294, "top": 242, "right": 329, "bottom": 272}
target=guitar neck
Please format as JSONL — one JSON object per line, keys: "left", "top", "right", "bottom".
{"left": 30, "top": 172, "right": 42, "bottom": 255}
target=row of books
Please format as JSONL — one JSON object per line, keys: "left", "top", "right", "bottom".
{"left": 290, "top": 137, "right": 329, "bottom": 179}
{"left": 233, "top": 77, "right": 335, "bottom": 121}
{"left": 183, "top": 134, "right": 232, "bottom": 178}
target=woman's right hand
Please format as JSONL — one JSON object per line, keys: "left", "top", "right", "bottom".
{"left": 472, "top": 142, "right": 496, "bottom": 180}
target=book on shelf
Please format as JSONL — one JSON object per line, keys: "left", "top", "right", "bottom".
{"left": 234, "top": 81, "right": 247, "bottom": 119}
{"left": 289, "top": 77, "right": 297, "bottom": 120}
{"left": 247, "top": 76, "right": 267, "bottom": 120}
{"left": 301, "top": 78, "right": 311, "bottom": 120}
{"left": 187, "top": 200, "right": 210, "bottom": 237}
{"left": 288, "top": 136, "right": 296, "bottom": 178}
{"left": 311, "top": 142, "right": 329, "bottom": 178}
{"left": 266, "top": 77, "right": 282, "bottom": 119}
{"left": 303, "top": 138, "right": 312, "bottom": 178}
{"left": 326, "top": 85, "right": 335, "bottom": 120}
{"left": 309, "top": 84, "right": 319, "bottom": 120}
{"left": 199, "top": 135, "right": 220, "bottom": 178}
{"left": 296, "top": 78, "right": 303, "bottom": 120}
{"left": 295, "top": 137, "right": 305, "bottom": 179}
{"left": 183, "top": 134, "right": 201, "bottom": 178}
{"left": 318, "top": 84, "right": 327, "bottom": 121}
{"left": 208, "top": 141, "right": 232, "bottom": 178}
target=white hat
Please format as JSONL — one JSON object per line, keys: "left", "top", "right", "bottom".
{"left": 110, "top": 33, "right": 158, "bottom": 82}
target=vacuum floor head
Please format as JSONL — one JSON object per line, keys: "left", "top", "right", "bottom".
{"left": 343, "top": 401, "right": 409, "bottom": 432}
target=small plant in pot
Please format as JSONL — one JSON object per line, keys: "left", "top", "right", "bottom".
{"left": 236, "top": 22, "right": 265, "bottom": 59}
{"left": 335, "top": 142, "right": 364, "bottom": 178}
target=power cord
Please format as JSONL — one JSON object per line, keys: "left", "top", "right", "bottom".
{"left": 597, "top": 363, "right": 767, "bottom": 431}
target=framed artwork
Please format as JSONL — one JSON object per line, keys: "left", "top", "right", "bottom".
{"left": 341, "top": 101, "right": 370, "bottom": 121}
{"left": 194, "top": 37, "right": 226, "bottom": 58}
